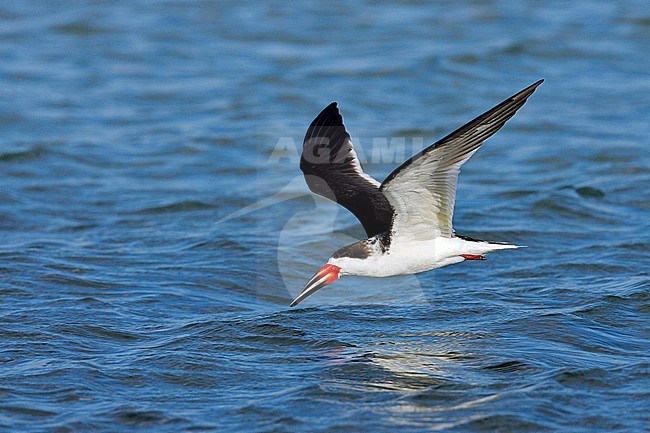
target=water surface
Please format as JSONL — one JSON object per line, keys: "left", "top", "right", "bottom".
{"left": 1, "top": 1, "right": 649, "bottom": 431}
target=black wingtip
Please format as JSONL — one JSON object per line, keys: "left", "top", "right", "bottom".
{"left": 505, "top": 80, "right": 543, "bottom": 107}
{"left": 322, "top": 101, "right": 338, "bottom": 114}
{"left": 308, "top": 102, "right": 345, "bottom": 131}
{"left": 514, "top": 79, "right": 544, "bottom": 100}
{"left": 526, "top": 79, "right": 544, "bottom": 92}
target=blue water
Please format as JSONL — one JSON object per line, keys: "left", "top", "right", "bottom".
{"left": 1, "top": 1, "right": 649, "bottom": 431}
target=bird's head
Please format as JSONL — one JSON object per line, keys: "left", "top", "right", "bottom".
{"left": 290, "top": 240, "right": 376, "bottom": 307}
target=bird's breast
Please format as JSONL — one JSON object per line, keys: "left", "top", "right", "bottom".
{"left": 333, "top": 237, "right": 467, "bottom": 277}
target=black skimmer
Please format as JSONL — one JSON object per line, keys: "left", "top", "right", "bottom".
{"left": 291, "top": 80, "right": 543, "bottom": 307}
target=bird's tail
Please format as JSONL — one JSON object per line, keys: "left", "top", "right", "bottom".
{"left": 484, "top": 242, "right": 525, "bottom": 253}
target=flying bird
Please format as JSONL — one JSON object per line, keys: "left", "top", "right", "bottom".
{"left": 291, "top": 80, "right": 543, "bottom": 306}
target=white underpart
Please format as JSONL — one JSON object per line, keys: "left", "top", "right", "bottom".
{"left": 329, "top": 237, "right": 519, "bottom": 278}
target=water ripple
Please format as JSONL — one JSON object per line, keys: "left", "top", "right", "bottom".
{"left": 1, "top": 0, "right": 649, "bottom": 431}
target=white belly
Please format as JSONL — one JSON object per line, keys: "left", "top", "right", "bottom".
{"left": 329, "top": 236, "right": 518, "bottom": 277}
{"left": 330, "top": 237, "right": 469, "bottom": 277}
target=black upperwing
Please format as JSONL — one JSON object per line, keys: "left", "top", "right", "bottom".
{"left": 300, "top": 102, "right": 393, "bottom": 237}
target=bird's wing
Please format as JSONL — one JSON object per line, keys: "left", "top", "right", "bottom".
{"left": 300, "top": 102, "right": 393, "bottom": 237}
{"left": 380, "top": 80, "right": 543, "bottom": 242}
